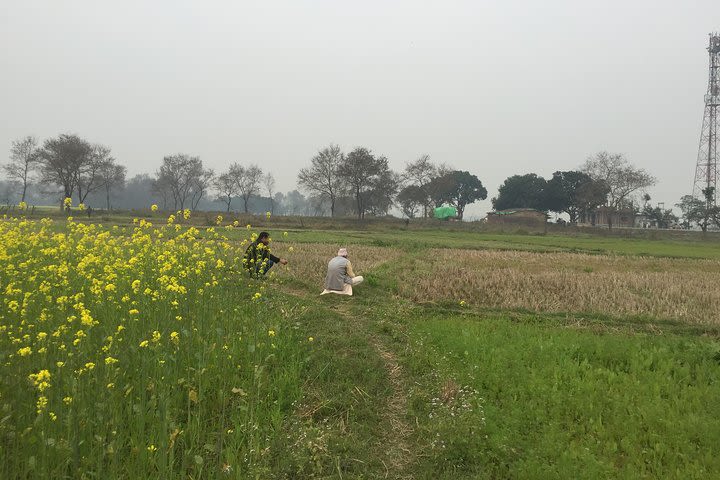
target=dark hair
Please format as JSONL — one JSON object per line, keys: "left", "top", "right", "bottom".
{"left": 258, "top": 231, "right": 270, "bottom": 240}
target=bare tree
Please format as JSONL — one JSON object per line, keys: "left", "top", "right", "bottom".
{"left": 190, "top": 168, "right": 214, "bottom": 210}
{"left": 77, "top": 144, "right": 114, "bottom": 204}
{"left": 213, "top": 163, "right": 242, "bottom": 212}
{"left": 404, "top": 154, "right": 438, "bottom": 218}
{"left": 155, "top": 154, "right": 205, "bottom": 210}
{"left": 97, "top": 159, "right": 127, "bottom": 210}
{"left": 151, "top": 175, "right": 173, "bottom": 210}
{"left": 265, "top": 172, "right": 276, "bottom": 214}
{"left": 581, "top": 151, "right": 656, "bottom": 209}
{"left": 297, "top": 144, "right": 343, "bottom": 216}
{"left": 36, "top": 134, "right": 94, "bottom": 209}
{"left": 235, "top": 164, "right": 263, "bottom": 213}
{"left": 4, "top": 135, "right": 39, "bottom": 202}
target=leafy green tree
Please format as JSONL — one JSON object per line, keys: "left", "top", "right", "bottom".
{"left": 364, "top": 166, "right": 399, "bottom": 216}
{"left": 545, "top": 171, "right": 609, "bottom": 223}
{"left": 641, "top": 205, "right": 679, "bottom": 228}
{"left": 396, "top": 184, "right": 427, "bottom": 218}
{"left": 676, "top": 188, "right": 720, "bottom": 231}
{"left": 428, "top": 170, "right": 487, "bottom": 220}
{"left": 492, "top": 173, "right": 548, "bottom": 211}
{"left": 337, "top": 147, "right": 395, "bottom": 219}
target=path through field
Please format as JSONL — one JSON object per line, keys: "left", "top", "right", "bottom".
{"left": 273, "top": 243, "right": 720, "bottom": 479}
{"left": 282, "top": 274, "right": 418, "bottom": 479}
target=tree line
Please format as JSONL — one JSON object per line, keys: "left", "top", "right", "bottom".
{"left": 4, "top": 134, "right": 126, "bottom": 209}
{"left": 298, "top": 145, "right": 487, "bottom": 220}
{"left": 3, "top": 133, "right": 719, "bottom": 230}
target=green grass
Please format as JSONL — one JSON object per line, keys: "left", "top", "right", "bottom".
{"left": 19, "top": 207, "right": 720, "bottom": 260}
{"left": 3, "top": 213, "right": 720, "bottom": 478}
{"left": 403, "top": 313, "right": 720, "bottom": 479}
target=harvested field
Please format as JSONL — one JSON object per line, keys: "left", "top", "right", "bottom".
{"left": 269, "top": 242, "right": 401, "bottom": 288}
{"left": 397, "top": 249, "right": 720, "bottom": 324}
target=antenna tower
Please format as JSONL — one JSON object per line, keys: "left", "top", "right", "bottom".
{"left": 693, "top": 33, "right": 720, "bottom": 204}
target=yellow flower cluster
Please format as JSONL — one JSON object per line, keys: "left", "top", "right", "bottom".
{"left": 0, "top": 213, "right": 235, "bottom": 426}
{"left": 0, "top": 209, "right": 304, "bottom": 475}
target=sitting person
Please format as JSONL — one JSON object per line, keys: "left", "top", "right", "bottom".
{"left": 321, "top": 248, "right": 363, "bottom": 296}
{"left": 243, "top": 231, "right": 288, "bottom": 278}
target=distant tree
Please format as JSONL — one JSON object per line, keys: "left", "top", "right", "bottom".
{"left": 337, "top": 147, "right": 395, "bottom": 219}
{"left": 298, "top": 144, "right": 344, "bottom": 216}
{"left": 285, "top": 190, "right": 309, "bottom": 215}
{"left": 36, "top": 134, "right": 94, "bottom": 209}
{"left": 189, "top": 168, "right": 214, "bottom": 210}
{"left": 0, "top": 180, "right": 14, "bottom": 205}
{"left": 492, "top": 173, "right": 548, "bottom": 211}
{"left": 121, "top": 174, "right": 160, "bottom": 210}
{"left": 404, "top": 155, "right": 437, "bottom": 218}
{"left": 397, "top": 184, "right": 427, "bottom": 219}
{"left": 364, "top": 160, "right": 399, "bottom": 216}
{"left": 273, "top": 192, "right": 287, "bottom": 215}
{"left": 641, "top": 204, "right": 679, "bottom": 229}
{"left": 77, "top": 144, "right": 115, "bottom": 204}
{"left": 544, "top": 170, "right": 609, "bottom": 223}
{"left": 213, "top": 164, "right": 242, "bottom": 212}
{"left": 151, "top": 175, "right": 173, "bottom": 210}
{"left": 4, "top": 135, "right": 39, "bottom": 202}
{"left": 265, "top": 173, "right": 276, "bottom": 215}
{"left": 428, "top": 170, "right": 487, "bottom": 220}
{"left": 676, "top": 188, "right": 720, "bottom": 232}
{"left": 581, "top": 151, "right": 656, "bottom": 209}
{"left": 96, "top": 159, "right": 127, "bottom": 210}
{"left": 155, "top": 154, "right": 206, "bottom": 210}
{"left": 308, "top": 194, "right": 329, "bottom": 216}
{"left": 235, "top": 164, "right": 263, "bottom": 213}
{"left": 574, "top": 178, "right": 611, "bottom": 223}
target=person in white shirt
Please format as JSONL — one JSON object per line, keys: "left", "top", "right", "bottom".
{"left": 321, "top": 248, "right": 364, "bottom": 296}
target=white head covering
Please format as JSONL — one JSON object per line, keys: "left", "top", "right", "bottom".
{"left": 337, "top": 247, "right": 348, "bottom": 257}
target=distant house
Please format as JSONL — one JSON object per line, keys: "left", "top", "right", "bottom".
{"left": 485, "top": 208, "right": 547, "bottom": 227}
{"left": 634, "top": 213, "right": 653, "bottom": 229}
{"left": 579, "top": 207, "right": 636, "bottom": 228}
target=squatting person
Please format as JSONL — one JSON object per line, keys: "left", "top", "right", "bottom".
{"left": 321, "top": 247, "right": 363, "bottom": 295}
{"left": 243, "top": 231, "right": 288, "bottom": 277}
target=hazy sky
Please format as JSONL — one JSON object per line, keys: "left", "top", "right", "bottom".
{"left": 1, "top": 1, "right": 718, "bottom": 218}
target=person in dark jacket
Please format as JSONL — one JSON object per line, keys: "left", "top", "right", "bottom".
{"left": 243, "top": 231, "right": 288, "bottom": 277}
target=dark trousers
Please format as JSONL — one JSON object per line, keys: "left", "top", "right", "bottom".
{"left": 250, "top": 259, "right": 274, "bottom": 277}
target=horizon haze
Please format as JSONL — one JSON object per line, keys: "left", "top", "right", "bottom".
{"left": 1, "top": 1, "right": 719, "bottom": 218}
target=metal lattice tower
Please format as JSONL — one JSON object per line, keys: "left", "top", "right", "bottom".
{"left": 693, "top": 33, "right": 720, "bottom": 204}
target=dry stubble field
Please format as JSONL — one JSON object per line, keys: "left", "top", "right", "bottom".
{"left": 395, "top": 249, "right": 720, "bottom": 325}
{"left": 269, "top": 242, "right": 402, "bottom": 289}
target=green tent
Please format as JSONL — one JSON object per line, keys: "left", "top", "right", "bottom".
{"left": 433, "top": 205, "right": 457, "bottom": 219}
